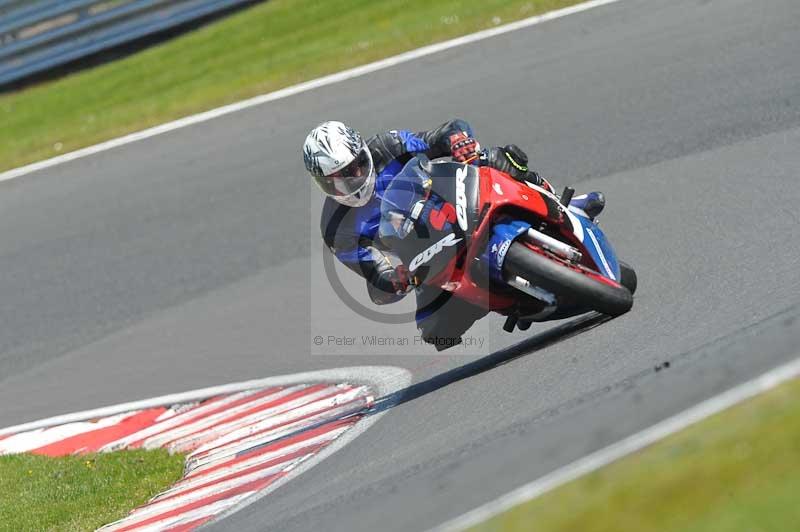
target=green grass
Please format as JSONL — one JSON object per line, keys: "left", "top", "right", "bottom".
{"left": 0, "top": 0, "right": 583, "bottom": 171}
{"left": 471, "top": 377, "right": 800, "bottom": 532}
{"left": 0, "top": 450, "right": 185, "bottom": 532}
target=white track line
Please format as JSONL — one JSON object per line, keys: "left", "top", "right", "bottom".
{"left": 154, "top": 455, "right": 305, "bottom": 502}
{"left": 183, "top": 429, "right": 341, "bottom": 481}
{"left": 122, "top": 468, "right": 282, "bottom": 523}
{"left": 100, "top": 390, "right": 260, "bottom": 451}
{"left": 104, "top": 493, "right": 253, "bottom": 532}
{"left": 0, "top": 0, "right": 621, "bottom": 184}
{"left": 0, "top": 411, "right": 140, "bottom": 454}
{"left": 182, "top": 398, "right": 369, "bottom": 473}
{"left": 185, "top": 396, "right": 371, "bottom": 467}
{"left": 0, "top": 366, "right": 408, "bottom": 436}
{"left": 0, "top": 366, "right": 412, "bottom": 531}
{"left": 431, "top": 355, "right": 800, "bottom": 532}
{"left": 144, "top": 385, "right": 315, "bottom": 450}
{"left": 163, "top": 385, "right": 353, "bottom": 453}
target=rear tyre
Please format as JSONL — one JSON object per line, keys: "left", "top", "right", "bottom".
{"left": 504, "top": 242, "right": 633, "bottom": 316}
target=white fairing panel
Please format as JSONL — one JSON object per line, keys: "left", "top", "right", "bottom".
{"left": 565, "top": 208, "right": 585, "bottom": 243}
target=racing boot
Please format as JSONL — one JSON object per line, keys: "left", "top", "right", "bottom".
{"left": 569, "top": 191, "right": 605, "bottom": 221}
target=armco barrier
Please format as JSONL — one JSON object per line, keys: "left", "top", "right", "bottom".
{"left": 0, "top": 0, "right": 256, "bottom": 87}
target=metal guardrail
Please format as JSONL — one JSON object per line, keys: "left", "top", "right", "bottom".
{"left": 0, "top": 0, "right": 255, "bottom": 86}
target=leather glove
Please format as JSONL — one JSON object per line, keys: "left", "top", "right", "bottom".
{"left": 481, "top": 144, "right": 529, "bottom": 179}
{"left": 449, "top": 132, "right": 481, "bottom": 163}
{"left": 366, "top": 246, "right": 414, "bottom": 305}
{"left": 385, "top": 264, "right": 411, "bottom": 294}
{"left": 481, "top": 144, "right": 554, "bottom": 193}
{"left": 368, "top": 265, "right": 413, "bottom": 305}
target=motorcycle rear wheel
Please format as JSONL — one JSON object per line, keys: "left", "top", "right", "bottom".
{"left": 504, "top": 242, "right": 633, "bottom": 317}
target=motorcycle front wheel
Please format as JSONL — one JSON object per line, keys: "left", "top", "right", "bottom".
{"left": 503, "top": 242, "right": 633, "bottom": 317}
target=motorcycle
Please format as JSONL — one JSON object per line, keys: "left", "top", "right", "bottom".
{"left": 378, "top": 155, "right": 636, "bottom": 333}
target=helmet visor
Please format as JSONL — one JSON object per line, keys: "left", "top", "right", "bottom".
{"left": 313, "top": 145, "right": 374, "bottom": 199}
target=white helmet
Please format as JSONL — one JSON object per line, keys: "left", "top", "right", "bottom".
{"left": 303, "top": 121, "right": 376, "bottom": 207}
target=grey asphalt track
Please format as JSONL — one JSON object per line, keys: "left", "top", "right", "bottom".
{"left": 1, "top": 0, "right": 800, "bottom": 530}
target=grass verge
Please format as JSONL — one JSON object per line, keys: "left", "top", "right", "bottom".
{"left": 470, "top": 377, "right": 800, "bottom": 532}
{"left": 0, "top": 0, "right": 584, "bottom": 172}
{"left": 0, "top": 450, "right": 185, "bottom": 531}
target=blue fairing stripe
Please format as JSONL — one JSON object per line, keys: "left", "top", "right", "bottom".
{"left": 574, "top": 216, "right": 620, "bottom": 280}
{"left": 481, "top": 221, "right": 532, "bottom": 282}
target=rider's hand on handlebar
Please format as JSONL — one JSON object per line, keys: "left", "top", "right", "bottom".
{"left": 367, "top": 263, "right": 413, "bottom": 305}
{"left": 449, "top": 132, "right": 481, "bottom": 164}
{"left": 388, "top": 265, "right": 414, "bottom": 294}
{"left": 482, "top": 145, "right": 556, "bottom": 194}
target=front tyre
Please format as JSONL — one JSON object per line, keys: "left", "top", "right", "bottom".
{"left": 619, "top": 260, "right": 638, "bottom": 295}
{"left": 504, "top": 242, "right": 633, "bottom": 316}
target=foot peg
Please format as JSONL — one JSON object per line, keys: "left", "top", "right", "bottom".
{"left": 503, "top": 315, "right": 518, "bottom": 332}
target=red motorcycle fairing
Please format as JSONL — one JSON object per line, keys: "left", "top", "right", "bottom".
{"left": 381, "top": 157, "right": 622, "bottom": 315}
{"left": 473, "top": 168, "right": 624, "bottom": 283}
{"left": 424, "top": 166, "right": 567, "bottom": 312}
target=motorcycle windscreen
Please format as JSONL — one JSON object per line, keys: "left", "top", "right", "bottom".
{"left": 379, "top": 158, "right": 432, "bottom": 240}
{"left": 379, "top": 157, "right": 464, "bottom": 281}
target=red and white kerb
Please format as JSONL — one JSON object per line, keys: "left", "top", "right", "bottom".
{"left": 0, "top": 383, "right": 374, "bottom": 531}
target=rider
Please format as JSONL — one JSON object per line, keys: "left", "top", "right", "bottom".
{"left": 303, "top": 119, "right": 604, "bottom": 350}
